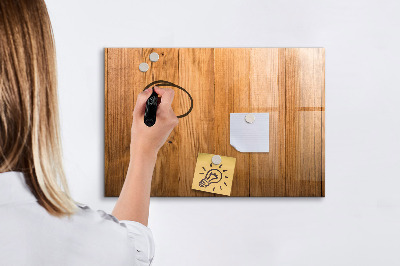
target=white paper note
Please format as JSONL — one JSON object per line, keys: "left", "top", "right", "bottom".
{"left": 230, "top": 113, "right": 269, "bottom": 152}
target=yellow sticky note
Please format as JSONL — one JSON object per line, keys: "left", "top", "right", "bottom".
{"left": 192, "top": 153, "right": 236, "bottom": 196}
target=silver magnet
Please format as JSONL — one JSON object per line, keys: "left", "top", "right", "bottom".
{"left": 139, "top": 63, "right": 149, "bottom": 72}
{"left": 149, "top": 52, "right": 159, "bottom": 62}
{"left": 211, "top": 155, "right": 222, "bottom": 165}
{"left": 245, "top": 113, "right": 255, "bottom": 124}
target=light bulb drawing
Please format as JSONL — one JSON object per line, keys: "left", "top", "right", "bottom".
{"left": 198, "top": 163, "right": 229, "bottom": 191}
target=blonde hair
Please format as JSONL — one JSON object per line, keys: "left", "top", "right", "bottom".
{"left": 0, "top": 0, "right": 76, "bottom": 216}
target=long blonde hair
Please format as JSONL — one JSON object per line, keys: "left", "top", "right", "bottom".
{"left": 0, "top": 0, "right": 76, "bottom": 216}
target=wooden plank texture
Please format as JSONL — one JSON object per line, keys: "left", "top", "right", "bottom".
{"left": 285, "top": 48, "right": 325, "bottom": 196}
{"left": 105, "top": 48, "right": 142, "bottom": 196}
{"left": 142, "top": 48, "right": 180, "bottom": 196}
{"left": 105, "top": 48, "right": 325, "bottom": 197}
{"left": 178, "top": 48, "right": 215, "bottom": 196}
{"left": 249, "top": 48, "right": 286, "bottom": 196}
{"left": 214, "top": 48, "right": 250, "bottom": 196}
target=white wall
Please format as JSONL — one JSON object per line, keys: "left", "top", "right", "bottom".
{"left": 46, "top": 0, "right": 400, "bottom": 265}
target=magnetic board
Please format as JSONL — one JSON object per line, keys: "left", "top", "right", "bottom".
{"left": 105, "top": 48, "right": 325, "bottom": 197}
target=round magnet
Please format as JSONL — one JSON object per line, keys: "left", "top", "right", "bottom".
{"left": 139, "top": 63, "right": 149, "bottom": 72}
{"left": 212, "top": 155, "right": 222, "bottom": 165}
{"left": 245, "top": 113, "right": 255, "bottom": 124}
{"left": 149, "top": 52, "right": 159, "bottom": 62}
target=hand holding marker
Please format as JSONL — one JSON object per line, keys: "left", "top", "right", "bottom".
{"left": 142, "top": 80, "right": 193, "bottom": 127}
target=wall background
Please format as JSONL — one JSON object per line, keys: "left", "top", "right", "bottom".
{"left": 46, "top": 0, "right": 400, "bottom": 265}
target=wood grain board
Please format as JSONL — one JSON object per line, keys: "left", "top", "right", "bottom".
{"left": 105, "top": 48, "right": 325, "bottom": 197}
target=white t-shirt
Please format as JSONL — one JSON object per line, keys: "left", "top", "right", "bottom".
{"left": 0, "top": 171, "right": 155, "bottom": 266}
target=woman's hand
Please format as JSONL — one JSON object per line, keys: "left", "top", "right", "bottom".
{"left": 112, "top": 86, "right": 178, "bottom": 225}
{"left": 130, "top": 86, "right": 179, "bottom": 158}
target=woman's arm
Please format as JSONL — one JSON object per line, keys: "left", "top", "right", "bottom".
{"left": 112, "top": 86, "right": 178, "bottom": 226}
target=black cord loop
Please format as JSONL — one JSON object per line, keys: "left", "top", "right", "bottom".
{"left": 143, "top": 80, "right": 193, "bottom": 119}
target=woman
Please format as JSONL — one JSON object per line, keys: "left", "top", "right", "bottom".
{"left": 0, "top": 0, "right": 178, "bottom": 265}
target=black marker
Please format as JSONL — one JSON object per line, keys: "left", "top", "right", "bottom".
{"left": 144, "top": 88, "right": 158, "bottom": 127}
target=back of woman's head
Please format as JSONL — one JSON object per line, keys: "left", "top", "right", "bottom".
{"left": 0, "top": 0, "right": 76, "bottom": 216}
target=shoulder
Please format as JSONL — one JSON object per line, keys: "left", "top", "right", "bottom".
{"left": 0, "top": 201, "right": 151, "bottom": 265}
{"left": 73, "top": 203, "right": 155, "bottom": 265}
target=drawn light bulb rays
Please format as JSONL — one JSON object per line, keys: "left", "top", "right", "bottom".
{"left": 198, "top": 164, "right": 229, "bottom": 191}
